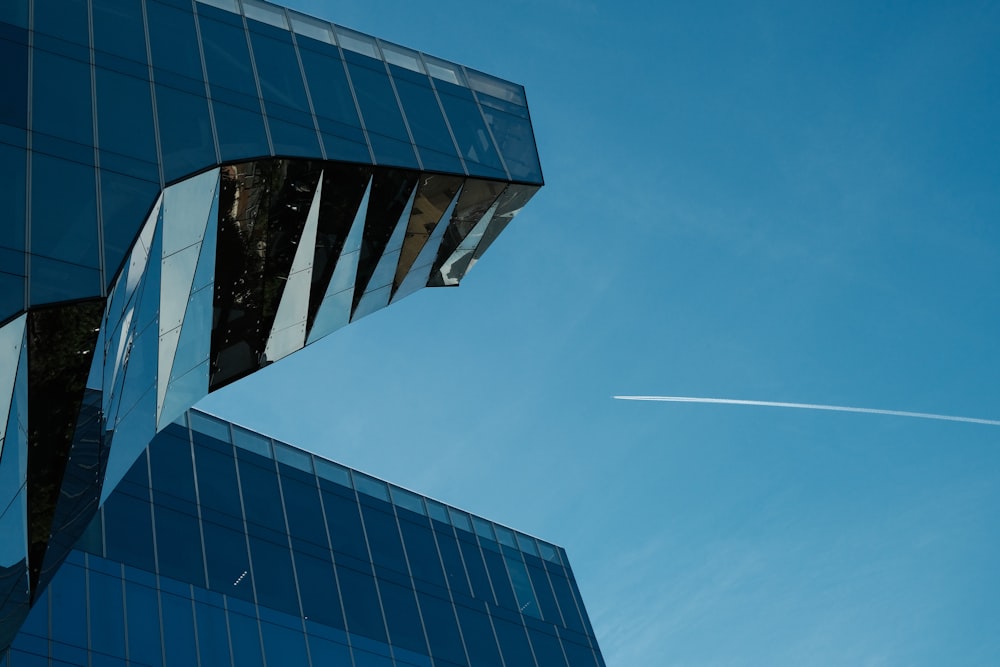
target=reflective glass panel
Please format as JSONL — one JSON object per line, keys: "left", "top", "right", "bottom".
{"left": 154, "top": 84, "right": 216, "bottom": 183}
{"left": 0, "top": 33, "right": 28, "bottom": 129}
{"left": 390, "top": 65, "right": 463, "bottom": 174}
{"left": 32, "top": 50, "right": 92, "bottom": 147}
{"left": 93, "top": 0, "right": 147, "bottom": 63}
{"left": 29, "top": 154, "right": 99, "bottom": 266}
{"left": 147, "top": 0, "right": 203, "bottom": 80}
{"left": 345, "top": 54, "right": 417, "bottom": 168}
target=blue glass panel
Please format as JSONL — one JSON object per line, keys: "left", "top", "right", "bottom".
{"left": 228, "top": 610, "right": 264, "bottom": 666}
{"left": 261, "top": 620, "right": 309, "bottom": 666}
{"left": 456, "top": 604, "right": 503, "bottom": 667}
{"left": 529, "top": 627, "right": 568, "bottom": 667}
{"left": 415, "top": 591, "right": 465, "bottom": 665}
{"left": 103, "top": 490, "right": 155, "bottom": 571}
{"left": 433, "top": 529, "right": 470, "bottom": 598}
{"left": 482, "top": 106, "right": 543, "bottom": 183}
{"left": 248, "top": 536, "right": 299, "bottom": 615}
{"left": 203, "top": 521, "right": 253, "bottom": 600}
{"left": 398, "top": 519, "right": 445, "bottom": 589}
{"left": 293, "top": 550, "right": 343, "bottom": 629}
{"left": 89, "top": 570, "right": 126, "bottom": 659}
{"left": 296, "top": 40, "right": 370, "bottom": 164}
{"left": 29, "top": 154, "right": 99, "bottom": 266}
{"left": 238, "top": 457, "right": 286, "bottom": 533}
{"left": 125, "top": 579, "right": 163, "bottom": 667}
{"left": 0, "top": 35, "right": 27, "bottom": 128}
{"left": 0, "top": 144, "right": 25, "bottom": 254}
{"left": 0, "top": 273, "right": 24, "bottom": 323}
{"left": 336, "top": 565, "right": 387, "bottom": 642}
{"left": 150, "top": 431, "right": 197, "bottom": 507}
{"left": 493, "top": 616, "right": 536, "bottom": 667}
{"left": 99, "top": 171, "right": 160, "bottom": 282}
{"left": 389, "top": 66, "right": 463, "bottom": 174}
{"left": 308, "top": 634, "right": 353, "bottom": 666}
{"left": 0, "top": 1, "right": 27, "bottom": 28}
{"left": 549, "top": 572, "right": 585, "bottom": 633}
{"left": 198, "top": 12, "right": 257, "bottom": 97}
{"left": 154, "top": 507, "right": 205, "bottom": 586}
{"left": 92, "top": 0, "right": 147, "bottom": 62}
{"left": 247, "top": 28, "right": 307, "bottom": 109}
{"left": 27, "top": 258, "right": 100, "bottom": 306}
{"left": 32, "top": 50, "right": 92, "bottom": 147}
{"left": 34, "top": 0, "right": 87, "bottom": 44}
{"left": 561, "top": 637, "right": 598, "bottom": 667}
{"left": 526, "top": 560, "right": 562, "bottom": 626}
{"left": 359, "top": 504, "right": 405, "bottom": 575}
{"left": 194, "top": 443, "right": 242, "bottom": 520}
{"left": 380, "top": 578, "right": 430, "bottom": 655}
{"left": 196, "top": 600, "right": 231, "bottom": 667}
{"left": 436, "top": 82, "right": 506, "bottom": 179}
{"left": 161, "top": 591, "right": 198, "bottom": 666}
{"left": 209, "top": 104, "right": 268, "bottom": 163}
{"left": 96, "top": 68, "right": 157, "bottom": 165}
{"left": 345, "top": 55, "right": 417, "bottom": 168}
{"left": 506, "top": 554, "right": 541, "bottom": 619}
{"left": 482, "top": 548, "right": 517, "bottom": 611}
{"left": 154, "top": 84, "right": 216, "bottom": 183}
{"left": 458, "top": 537, "right": 493, "bottom": 604}
{"left": 321, "top": 488, "right": 369, "bottom": 561}
{"left": 146, "top": 0, "right": 203, "bottom": 80}
{"left": 49, "top": 561, "right": 87, "bottom": 650}
{"left": 280, "top": 475, "right": 326, "bottom": 547}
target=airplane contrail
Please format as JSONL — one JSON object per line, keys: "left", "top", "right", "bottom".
{"left": 612, "top": 396, "right": 1000, "bottom": 427}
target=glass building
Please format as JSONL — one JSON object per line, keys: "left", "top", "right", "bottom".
{"left": 2, "top": 410, "right": 605, "bottom": 666}
{"left": 0, "top": 0, "right": 545, "bottom": 650}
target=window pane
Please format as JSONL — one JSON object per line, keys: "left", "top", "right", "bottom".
{"left": 146, "top": 0, "right": 203, "bottom": 80}
{"left": 297, "top": 41, "right": 370, "bottom": 164}
{"left": 154, "top": 506, "right": 205, "bottom": 586}
{"left": 154, "top": 84, "right": 216, "bottom": 183}
{"left": 294, "top": 550, "right": 343, "bottom": 629}
{"left": 32, "top": 50, "right": 92, "bottom": 147}
{"left": 199, "top": 10, "right": 257, "bottom": 97}
{"left": 29, "top": 154, "right": 99, "bottom": 267}
{"left": 390, "top": 67, "right": 462, "bottom": 174}
{"left": 203, "top": 520, "right": 253, "bottom": 600}
{"left": 125, "top": 580, "right": 163, "bottom": 667}
{"left": 239, "top": 456, "right": 286, "bottom": 532}
{"left": 248, "top": 535, "right": 299, "bottom": 615}
{"left": 436, "top": 82, "right": 505, "bottom": 179}
{"left": 161, "top": 591, "right": 198, "bottom": 666}
{"left": 378, "top": 577, "right": 427, "bottom": 654}
{"left": 337, "top": 565, "right": 387, "bottom": 641}
{"left": 93, "top": 0, "right": 147, "bottom": 63}
{"left": 415, "top": 591, "right": 465, "bottom": 665}
{"left": 0, "top": 33, "right": 28, "bottom": 129}
{"left": 321, "top": 488, "right": 369, "bottom": 561}
{"left": 346, "top": 55, "right": 416, "bottom": 168}
{"left": 103, "top": 490, "right": 155, "bottom": 571}
{"left": 196, "top": 600, "right": 232, "bottom": 667}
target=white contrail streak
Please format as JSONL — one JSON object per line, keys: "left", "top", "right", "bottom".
{"left": 612, "top": 396, "right": 1000, "bottom": 427}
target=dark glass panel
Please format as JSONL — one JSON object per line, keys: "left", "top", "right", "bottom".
{"left": 125, "top": 580, "right": 163, "bottom": 667}
{"left": 398, "top": 519, "right": 445, "bottom": 589}
{"left": 99, "top": 171, "right": 160, "bottom": 284}
{"left": 228, "top": 610, "right": 265, "bottom": 666}
{"left": 482, "top": 548, "right": 517, "bottom": 611}
{"left": 561, "top": 637, "right": 599, "bottom": 667}
{"left": 194, "top": 443, "right": 242, "bottom": 520}
{"left": 414, "top": 591, "right": 466, "bottom": 665}
{"left": 389, "top": 65, "right": 464, "bottom": 174}
{"left": 456, "top": 604, "right": 503, "bottom": 667}
{"left": 430, "top": 178, "right": 505, "bottom": 282}
{"left": 29, "top": 153, "right": 99, "bottom": 269}
{"left": 458, "top": 537, "right": 494, "bottom": 604}
{"left": 198, "top": 12, "right": 258, "bottom": 97}
{"left": 95, "top": 68, "right": 157, "bottom": 166}
{"left": 336, "top": 565, "right": 387, "bottom": 641}
{"left": 31, "top": 49, "right": 92, "bottom": 147}
{"left": 435, "top": 81, "right": 506, "bottom": 179}
{"left": 280, "top": 474, "right": 326, "bottom": 547}
{"left": 161, "top": 591, "right": 198, "bottom": 666}
{"left": 247, "top": 29, "right": 308, "bottom": 109}
{"left": 197, "top": 600, "right": 232, "bottom": 667}
{"left": 154, "top": 506, "right": 205, "bottom": 586}
{"left": 89, "top": 570, "right": 125, "bottom": 659}
{"left": 27, "top": 258, "right": 100, "bottom": 306}
{"left": 393, "top": 175, "right": 461, "bottom": 292}
{"left": 261, "top": 620, "right": 310, "bottom": 666}
{"left": 149, "top": 430, "right": 197, "bottom": 510}
{"left": 33, "top": 0, "right": 87, "bottom": 44}
{"left": 212, "top": 99, "right": 270, "bottom": 162}
{"left": 0, "top": 35, "right": 27, "bottom": 129}
{"left": 320, "top": 488, "right": 369, "bottom": 562}
{"left": 0, "top": 273, "right": 24, "bottom": 324}
{"left": 493, "top": 616, "right": 537, "bottom": 667}
{"left": 345, "top": 55, "right": 417, "bottom": 168}
{"left": 530, "top": 627, "right": 569, "bottom": 667}
{"left": 24, "top": 301, "right": 103, "bottom": 594}
{"left": 267, "top": 114, "right": 321, "bottom": 157}
{"left": 296, "top": 40, "right": 370, "bottom": 163}
{"left": 146, "top": 0, "right": 203, "bottom": 81}
{"left": 306, "top": 164, "right": 370, "bottom": 331}
{"left": 154, "top": 84, "right": 216, "bottom": 184}
{"left": 203, "top": 520, "right": 253, "bottom": 600}
{"left": 378, "top": 577, "right": 428, "bottom": 654}
{"left": 293, "top": 550, "right": 344, "bottom": 629}
{"left": 506, "top": 553, "right": 541, "bottom": 619}
{"left": 211, "top": 160, "right": 321, "bottom": 388}
{"left": 353, "top": 169, "right": 417, "bottom": 310}
{"left": 103, "top": 489, "right": 155, "bottom": 571}
{"left": 238, "top": 457, "right": 285, "bottom": 533}
{"left": 549, "top": 572, "right": 586, "bottom": 633}
{"left": 433, "top": 528, "right": 471, "bottom": 598}
{"left": 359, "top": 503, "right": 406, "bottom": 576}
{"left": 527, "top": 560, "right": 562, "bottom": 626}
{"left": 0, "top": 1, "right": 27, "bottom": 28}
{"left": 481, "top": 106, "right": 543, "bottom": 183}
{"left": 308, "top": 634, "right": 353, "bottom": 666}
{"left": 92, "top": 0, "right": 147, "bottom": 63}
{"left": 49, "top": 561, "right": 87, "bottom": 650}
{"left": 248, "top": 535, "right": 299, "bottom": 615}
{"left": 0, "top": 143, "right": 25, "bottom": 255}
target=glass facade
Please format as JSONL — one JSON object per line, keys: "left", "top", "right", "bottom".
{"left": 0, "top": 0, "right": 542, "bottom": 645}
{"left": 2, "top": 410, "right": 604, "bottom": 666}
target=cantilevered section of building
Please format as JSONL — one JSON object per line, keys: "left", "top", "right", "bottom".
{"left": 0, "top": 0, "right": 543, "bottom": 650}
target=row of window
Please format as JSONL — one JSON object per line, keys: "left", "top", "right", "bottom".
{"left": 10, "top": 552, "right": 602, "bottom": 667}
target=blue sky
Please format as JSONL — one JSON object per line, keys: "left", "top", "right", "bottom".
{"left": 201, "top": 1, "right": 1000, "bottom": 664}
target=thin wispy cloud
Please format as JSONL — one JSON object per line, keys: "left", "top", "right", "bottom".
{"left": 613, "top": 396, "right": 1000, "bottom": 427}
